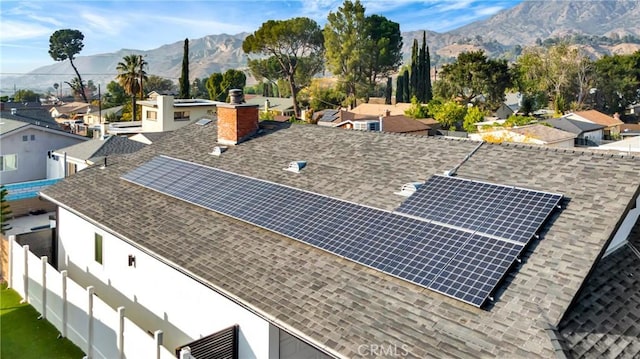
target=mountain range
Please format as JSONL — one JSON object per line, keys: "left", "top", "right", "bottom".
{"left": 5, "top": 0, "right": 640, "bottom": 94}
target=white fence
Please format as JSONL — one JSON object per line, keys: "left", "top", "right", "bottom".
{"left": 8, "top": 236, "right": 176, "bottom": 359}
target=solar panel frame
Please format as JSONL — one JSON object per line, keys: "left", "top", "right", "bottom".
{"left": 121, "top": 156, "right": 561, "bottom": 308}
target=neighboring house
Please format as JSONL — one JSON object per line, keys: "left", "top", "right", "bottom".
{"left": 620, "top": 123, "right": 640, "bottom": 138}
{"left": 335, "top": 114, "right": 431, "bottom": 135}
{"left": 0, "top": 118, "right": 87, "bottom": 185}
{"left": 469, "top": 124, "right": 576, "bottom": 147}
{"left": 82, "top": 105, "right": 124, "bottom": 125}
{"left": 1, "top": 102, "right": 57, "bottom": 127}
{"left": 40, "top": 102, "right": 640, "bottom": 359}
{"left": 594, "top": 135, "right": 640, "bottom": 153}
{"left": 0, "top": 117, "right": 86, "bottom": 216}
{"left": 49, "top": 101, "right": 92, "bottom": 120}
{"left": 543, "top": 117, "right": 605, "bottom": 146}
{"left": 563, "top": 110, "right": 624, "bottom": 139}
{"left": 494, "top": 92, "right": 522, "bottom": 119}
{"left": 349, "top": 102, "right": 412, "bottom": 117}
{"left": 244, "top": 96, "right": 295, "bottom": 117}
{"left": 108, "top": 95, "right": 221, "bottom": 135}
{"left": 47, "top": 135, "right": 147, "bottom": 178}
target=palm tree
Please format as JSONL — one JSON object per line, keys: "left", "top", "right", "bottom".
{"left": 116, "top": 54, "right": 148, "bottom": 121}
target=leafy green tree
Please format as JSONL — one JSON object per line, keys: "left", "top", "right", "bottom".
{"left": 206, "top": 69, "right": 247, "bottom": 102}
{"left": 190, "top": 78, "right": 207, "bottom": 99}
{"left": 49, "top": 29, "right": 88, "bottom": 103}
{"left": 116, "top": 54, "right": 148, "bottom": 121}
{"left": 301, "top": 80, "right": 346, "bottom": 112}
{"left": 436, "top": 51, "right": 511, "bottom": 110}
{"left": 463, "top": 106, "right": 486, "bottom": 133}
{"left": 179, "top": 38, "right": 190, "bottom": 99}
{"left": 513, "top": 43, "right": 592, "bottom": 113}
{"left": 146, "top": 75, "right": 176, "bottom": 95}
{"left": 243, "top": 17, "right": 324, "bottom": 117}
{"left": 324, "top": 0, "right": 368, "bottom": 107}
{"left": 64, "top": 77, "right": 86, "bottom": 101}
{"left": 0, "top": 185, "right": 12, "bottom": 234}
{"left": 404, "top": 96, "right": 429, "bottom": 119}
{"left": 362, "top": 14, "right": 402, "bottom": 98}
{"left": 13, "top": 89, "right": 40, "bottom": 102}
{"left": 206, "top": 73, "right": 225, "bottom": 101}
{"left": 428, "top": 99, "right": 467, "bottom": 130}
{"left": 593, "top": 51, "right": 640, "bottom": 114}
{"left": 103, "top": 81, "right": 127, "bottom": 108}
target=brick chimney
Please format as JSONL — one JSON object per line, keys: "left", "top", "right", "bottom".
{"left": 217, "top": 90, "right": 259, "bottom": 145}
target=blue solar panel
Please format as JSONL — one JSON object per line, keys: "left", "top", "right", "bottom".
{"left": 122, "top": 156, "right": 562, "bottom": 308}
{"left": 396, "top": 175, "right": 562, "bottom": 243}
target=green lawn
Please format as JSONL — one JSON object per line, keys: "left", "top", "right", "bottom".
{"left": 1, "top": 282, "right": 85, "bottom": 359}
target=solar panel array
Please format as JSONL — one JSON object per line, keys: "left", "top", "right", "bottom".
{"left": 122, "top": 155, "right": 562, "bottom": 307}
{"left": 396, "top": 175, "right": 563, "bottom": 243}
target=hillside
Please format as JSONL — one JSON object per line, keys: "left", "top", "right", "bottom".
{"left": 5, "top": 0, "right": 640, "bottom": 93}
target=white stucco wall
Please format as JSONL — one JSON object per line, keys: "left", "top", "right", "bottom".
{"left": 1, "top": 128, "right": 85, "bottom": 184}
{"left": 46, "top": 154, "right": 89, "bottom": 179}
{"left": 141, "top": 96, "right": 216, "bottom": 133}
{"left": 56, "top": 207, "right": 274, "bottom": 358}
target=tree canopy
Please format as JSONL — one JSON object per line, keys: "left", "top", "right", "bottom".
{"left": 435, "top": 51, "right": 511, "bottom": 110}
{"left": 243, "top": 17, "right": 324, "bottom": 118}
{"left": 49, "top": 29, "right": 88, "bottom": 103}
{"left": 145, "top": 75, "right": 176, "bottom": 95}
{"left": 206, "top": 69, "right": 247, "bottom": 102}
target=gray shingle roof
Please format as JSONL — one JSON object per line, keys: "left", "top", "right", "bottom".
{"left": 41, "top": 120, "right": 640, "bottom": 358}
{"left": 54, "top": 135, "right": 146, "bottom": 162}
{"left": 559, "top": 216, "right": 640, "bottom": 358}
{"left": 544, "top": 118, "right": 605, "bottom": 135}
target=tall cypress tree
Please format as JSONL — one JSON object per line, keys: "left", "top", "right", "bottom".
{"left": 410, "top": 39, "right": 418, "bottom": 100}
{"left": 402, "top": 68, "right": 410, "bottom": 103}
{"left": 179, "top": 38, "right": 190, "bottom": 99}
{"left": 396, "top": 74, "right": 404, "bottom": 104}
{"left": 425, "top": 45, "right": 432, "bottom": 102}
{"left": 417, "top": 32, "right": 426, "bottom": 102}
{"left": 385, "top": 76, "right": 392, "bottom": 104}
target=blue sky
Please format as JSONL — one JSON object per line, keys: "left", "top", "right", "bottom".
{"left": 0, "top": 0, "right": 523, "bottom": 74}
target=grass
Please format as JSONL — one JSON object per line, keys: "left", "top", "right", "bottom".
{"left": 1, "top": 281, "right": 85, "bottom": 359}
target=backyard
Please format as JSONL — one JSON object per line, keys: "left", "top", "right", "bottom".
{"left": 0, "top": 281, "right": 84, "bottom": 358}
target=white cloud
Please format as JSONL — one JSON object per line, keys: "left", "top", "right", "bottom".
{"left": 0, "top": 20, "right": 51, "bottom": 41}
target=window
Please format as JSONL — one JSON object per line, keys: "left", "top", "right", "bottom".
{"left": 0, "top": 154, "right": 17, "bottom": 171}
{"left": 147, "top": 110, "right": 158, "bottom": 121}
{"left": 94, "top": 233, "right": 103, "bottom": 264}
{"left": 30, "top": 134, "right": 35, "bottom": 141}
{"left": 22, "top": 135, "right": 28, "bottom": 141}
{"left": 174, "top": 111, "right": 190, "bottom": 121}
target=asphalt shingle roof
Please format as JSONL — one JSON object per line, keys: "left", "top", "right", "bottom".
{"left": 55, "top": 135, "right": 146, "bottom": 162}
{"left": 41, "top": 119, "right": 640, "bottom": 358}
{"left": 559, "top": 216, "right": 640, "bottom": 358}
{"left": 544, "top": 118, "right": 605, "bottom": 135}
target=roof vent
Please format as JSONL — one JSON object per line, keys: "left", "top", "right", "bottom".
{"left": 210, "top": 146, "right": 227, "bottom": 156}
{"left": 196, "top": 118, "right": 212, "bottom": 126}
{"left": 395, "top": 182, "right": 423, "bottom": 197}
{"left": 284, "top": 161, "right": 307, "bottom": 173}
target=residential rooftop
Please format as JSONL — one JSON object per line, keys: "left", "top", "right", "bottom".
{"left": 42, "top": 119, "right": 640, "bottom": 358}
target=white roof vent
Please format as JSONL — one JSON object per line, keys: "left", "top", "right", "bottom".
{"left": 284, "top": 160, "right": 307, "bottom": 173}
{"left": 210, "top": 146, "right": 227, "bottom": 156}
{"left": 395, "top": 182, "right": 423, "bottom": 197}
